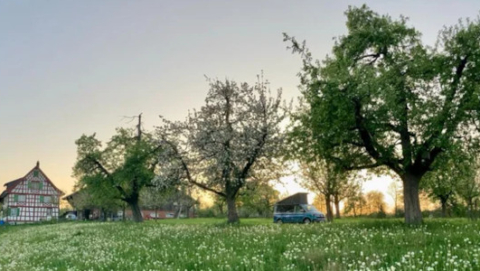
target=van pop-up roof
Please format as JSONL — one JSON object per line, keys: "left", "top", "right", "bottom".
{"left": 275, "top": 192, "right": 308, "bottom": 205}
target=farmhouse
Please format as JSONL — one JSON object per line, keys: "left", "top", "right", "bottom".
{"left": 0, "top": 162, "right": 64, "bottom": 224}
{"left": 64, "top": 188, "right": 197, "bottom": 220}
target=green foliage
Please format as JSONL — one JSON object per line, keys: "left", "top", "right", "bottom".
{"left": 237, "top": 182, "right": 280, "bottom": 217}
{"left": 421, "top": 146, "right": 474, "bottom": 216}
{"left": 73, "top": 118, "right": 169, "bottom": 222}
{"left": 196, "top": 207, "right": 218, "bottom": 218}
{"left": 285, "top": 5, "right": 480, "bottom": 224}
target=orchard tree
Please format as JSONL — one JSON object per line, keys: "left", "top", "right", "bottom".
{"left": 73, "top": 115, "right": 169, "bottom": 222}
{"left": 157, "top": 78, "right": 285, "bottom": 223}
{"left": 332, "top": 174, "right": 362, "bottom": 218}
{"left": 296, "top": 157, "right": 338, "bottom": 222}
{"left": 312, "top": 194, "right": 327, "bottom": 214}
{"left": 422, "top": 147, "right": 471, "bottom": 217}
{"left": 365, "top": 191, "right": 387, "bottom": 216}
{"left": 285, "top": 5, "right": 480, "bottom": 224}
{"left": 387, "top": 180, "right": 403, "bottom": 216}
{"left": 238, "top": 182, "right": 280, "bottom": 217}
{"left": 343, "top": 191, "right": 367, "bottom": 217}
{"left": 457, "top": 157, "right": 480, "bottom": 219}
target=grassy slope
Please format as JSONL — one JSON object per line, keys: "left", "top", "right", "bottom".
{"left": 0, "top": 218, "right": 479, "bottom": 271}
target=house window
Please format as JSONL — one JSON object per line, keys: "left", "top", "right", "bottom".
{"left": 46, "top": 208, "right": 52, "bottom": 216}
{"left": 9, "top": 208, "right": 20, "bottom": 217}
{"left": 39, "top": 196, "right": 52, "bottom": 203}
{"left": 13, "top": 194, "right": 26, "bottom": 203}
{"left": 29, "top": 181, "right": 42, "bottom": 190}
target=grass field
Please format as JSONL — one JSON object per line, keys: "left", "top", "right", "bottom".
{"left": 0, "top": 218, "right": 479, "bottom": 271}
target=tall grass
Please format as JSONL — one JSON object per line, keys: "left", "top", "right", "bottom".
{"left": 0, "top": 218, "right": 478, "bottom": 270}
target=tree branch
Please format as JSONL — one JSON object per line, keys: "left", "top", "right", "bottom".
{"left": 239, "top": 129, "right": 268, "bottom": 180}
{"left": 162, "top": 138, "right": 226, "bottom": 198}
{"left": 417, "top": 55, "right": 469, "bottom": 164}
{"left": 86, "top": 155, "right": 112, "bottom": 178}
{"left": 352, "top": 98, "right": 403, "bottom": 174}
{"left": 330, "top": 156, "right": 381, "bottom": 170}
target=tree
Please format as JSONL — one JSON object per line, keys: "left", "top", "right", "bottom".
{"left": 285, "top": 5, "right": 480, "bottom": 224}
{"left": 343, "top": 191, "right": 367, "bottom": 217}
{"left": 237, "top": 182, "right": 280, "bottom": 217}
{"left": 73, "top": 115, "right": 167, "bottom": 222}
{"left": 457, "top": 157, "right": 480, "bottom": 219}
{"left": 332, "top": 174, "right": 362, "bottom": 218}
{"left": 157, "top": 78, "right": 285, "bottom": 223}
{"left": 387, "top": 180, "right": 403, "bottom": 216}
{"left": 312, "top": 194, "right": 327, "bottom": 214}
{"left": 422, "top": 148, "right": 471, "bottom": 217}
{"left": 212, "top": 195, "right": 226, "bottom": 216}
{"left": 296, "top": 157, "right": 338, "bottom": 222}
{"left": 365, "top": 191, "right": 387, "bottom": 216}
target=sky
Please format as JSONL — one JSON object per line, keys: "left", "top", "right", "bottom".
{"left": 1, "top": 1, "right": 479, "bottom": 204}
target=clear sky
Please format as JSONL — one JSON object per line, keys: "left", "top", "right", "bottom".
{"left": 1, "top": 1, "right": 479, "bottom": 198}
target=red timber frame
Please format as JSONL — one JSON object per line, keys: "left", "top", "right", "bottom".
{"left": 2, "top": 164, "right": 63, "bottom": 224}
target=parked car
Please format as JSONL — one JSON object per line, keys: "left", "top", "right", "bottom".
{"left": 65, "top": 213, "right": 77, "bottom": 220}
{"left": 273, "top": 204, "right": 326, "bottom": 224}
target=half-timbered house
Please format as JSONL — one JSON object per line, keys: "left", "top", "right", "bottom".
{"left": 0, "top": 162, "right": 63, "bottom": 224}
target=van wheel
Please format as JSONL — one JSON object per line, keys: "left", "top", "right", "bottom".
{"left": 276, "top": 219, "right": 283, "bottom": 224}
{"left": 303, "top": 218, "right": 311, "bottom": 224}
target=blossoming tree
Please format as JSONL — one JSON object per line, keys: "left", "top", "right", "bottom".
{"left": 157, "top": 78, "right": 285, "bottom": 223}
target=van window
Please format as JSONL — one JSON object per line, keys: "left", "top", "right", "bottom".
{"left": 303, "top": 205, "right": 320, "bottom": 212}
{"left": 275, "top": 205, "right": 295, "bottom": 213}
{"left": 294, "top": 205, "right": 306, "bottom": 213}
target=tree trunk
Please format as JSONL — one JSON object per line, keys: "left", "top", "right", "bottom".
{"left": 394, "top": 195, "right": 398, "bottom": 216}
{"left": 467, "top": 198, "right": 474, "bottom": 220}
{"left": 218, "top": 203, "right": 224, "bottom": 215}
{"left": 440, "top": 196, "right": 448, "bottom": 217}
{"left": 128, "top": 200, "right": 143, "bottom": 222}
{"left": 101, "top": 208, "right": 106, "bottom": 222}
{"left": 325, "top": 194, "right": 333, "bottom": 222}
{"left": 176, "top": 205, "right": 183, "bottom": 219}
{"left": 334, "top": 194, "right": 341, "bottom": 219}
{"left": 226, "top": 197, "right": 239, "bottom": 223}
{"left": 474, "top": 200, "right": 478, "bottom": 220}
{"left": 402, "top": 173, "right": 422, "bottom": 225}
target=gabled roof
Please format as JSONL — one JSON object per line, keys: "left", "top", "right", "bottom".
{"left": 0, "top": 190, "right": 8, "bottom": 200}
{"left": 4, "top": 178, "right": 23, "bottom": 190}
{"left": 63, "top": 190, "right": 81, "bottom": 201}
{"left": 1, "top": 178, "right": 24, "bottom": 200}
{"left": 0, "top": 162, "right": 64, "bottom": 198}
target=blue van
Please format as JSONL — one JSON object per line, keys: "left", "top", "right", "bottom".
{"left": 273, "top": 203, "right": 326, "bottom": 224}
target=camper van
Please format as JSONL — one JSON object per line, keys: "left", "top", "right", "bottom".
{"left": 273, "top": 193, "right": 326, "bottom": 224}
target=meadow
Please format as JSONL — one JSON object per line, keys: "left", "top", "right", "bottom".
{"left": 0, "top": 218, "right": 479, "bottom": 271}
